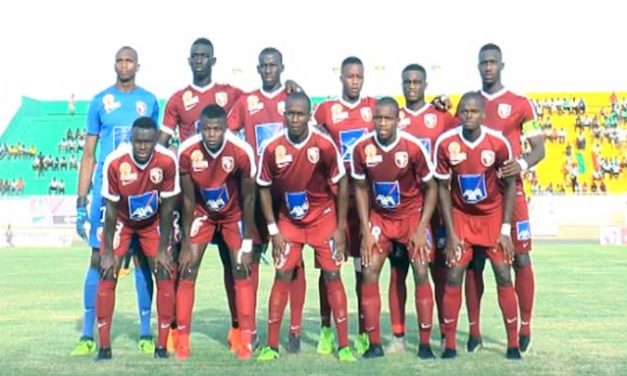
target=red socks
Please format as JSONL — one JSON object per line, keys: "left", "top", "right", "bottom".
{"left": 515, "top": 265, "right": 535, "bottom": 336}
{"left": 415, "top": 282, "right": 434, "bottom": 345}
{"left": 325, "top": 279, "right": 349, "bottom": 348}
{"left": 156, "top": 280, "right": 175, "bottom": 348}
{"left": 234, "top": 277, "right": 254, "bottom": 341}
{"left": 497, "top": 285, "right": 519, "bottom": 348}
{"left": 176, "top": 279, "right": 196, "bottom": 337}
{"left": 465, "top": 268, "right": 484, "bottom": 338}
{"left": 360, "top": 282, "right": 381, "bottom": 345}
{"left": 442, "top": 285, "right": 462, "bottom": 350}
{"left": 266, "top": 279, "right": 290, "bottom": 349}
{"left": 96, "top": 280, "right": 117, "bottom": 349}
{"left": 388, "top": 264, "right": 408, "bottom": 336}
{"left": 430, "top": 264, "right": 447, "bottom": 334}
{"left": 289, "top": 264, "right": 306, "bottom": 335}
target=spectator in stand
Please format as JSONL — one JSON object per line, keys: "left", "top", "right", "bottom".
{"left": 66, "top": 127, "right": 74, "bottom": 141}
{"left": 558, "top": 128, "right": 567, "bottom": 143}
{"left": 58, "top": 179, "right": 65, "bottom": 195}
{"left": 69, "top": 155, "right": 78, "bottom": 170}
{"left": 575, "top": 115, "right": 583, "bottom": 130}
{"left": 562, "top": 97, "right": 570, "bottom": 114}
{"left": 0, "top": 179, "right": 5, "bottom": 195}
{"left": 49, "top": 177, "right": 58, "bottom": 195}
{"left": 590, "top": 181, "right": 598, "bottom": 193}
{"left": 5, "top": 224, "right": 15, "bottom": 247}
{"left": 565, "top": 143, "right": 573, "bottom": 157}
{"left": 599, "top": 180, "right": 607, "bottom": 193}
{"left": 577, "top": 98, "right": 586, "bottom": 114}
{"left": 59, "top": 138, "right": 67, "bottom": 153}
{"left": 16, "top": 178, "right": 24, "bottom": 195}
{"left": 69, "top": 94, "right": 76, "bottom": 116}
{"left": 575, "top": 130, "right": 586, "bottom": 150}
{"left": 60, "top": 156, "right": 68, "bottom": 170}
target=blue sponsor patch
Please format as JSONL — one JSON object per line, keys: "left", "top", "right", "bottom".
{"left": 516, "top": 220, "right": 531, "bottom": 241}
{"left": 285, "top": 191, "right": 309, "bottom": 220}
{"left": 458, "top": 174, "right": 487, "bottom": 204}
{"left": 339, "top": 128, "right": 368, "bottom": 161}
{"left": 201, "top": 184, "right": 230, "bottom": 212}
{"left": 255, "top": 122, "right": 283, "bottom": 155}
{"left": 128, "top": 190, "right": 159, "bottom": 221}
{"left": 418, "top": 138, "right": 431, "bottom": 156}
{"left": 113, "top": 126, "right": 131, "bottom": 148}
{"left": 373, "top": 181, "right": 400, "bottom": 209}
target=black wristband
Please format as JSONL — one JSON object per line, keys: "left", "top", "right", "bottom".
{"left": 76, "top": 196, "right": 88, "bottom": 207}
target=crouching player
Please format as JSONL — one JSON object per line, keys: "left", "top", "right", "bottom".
{"left": 176, "top": 104, "right": 257, "bottom": 360}
{"left": 95, "top": 117, "right": 179, "bottom": 359}
{"left": 434, "top": 92, "right": 521, "bottom": 359}
{"left": 352, "top": 97, "right": 438, "bottom": 359}
{"left": 255, "top": 92, "right": 355, "bottom": 362}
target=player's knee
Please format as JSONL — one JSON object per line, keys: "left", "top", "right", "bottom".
{"left": 180, "top": 264, "right": 200, "bottom": 280}
{"left": 446, "top": 267, "right": 464, "bottom": 286}
{"left": 493, "top": 265, "right": 513, "bottom": 286}
{"left": 154, "top": 267, "right": 171, "bottom": 281}
{"left": 90, "top": 250, "right": 100, "bottom": 269}
{"left": 321, "top": 270, "right": 341, "bottom": 282}
{"left": 101, "top": 270, "right": 116, "bottom": 281}
{"left": 514, "top": 252, "right": 531, "bottom": 269}
{"left": 275, "top": 269, "right": 294, "bottom": 281}
{"left": 412, "top": 265, "right": 429, "bottom": 285}
{"left": 361, "top": 268, "right": 379, "bottom": 284}
{"left": 231, "top": 266, "right": 248, "bottom": 280}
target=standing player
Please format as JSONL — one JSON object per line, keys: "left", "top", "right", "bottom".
{"left": 313, "top": 56, "right": 376, "bottom": 355}
{"left": 95, "top": 117, "right": 179, "bottom": 360}
{"left": 227, "top": 47, "right": 307, "bottom": 353}
{"left": 434, "top": 92, "right": 521, "bottom": 359}
{"left": 176, "top": 105, "right": 257, "bottom": 360}
{"left": 73, "top": 46, "right": 159, "bottom": 356}
{"left": 463, "top": 44, "right": 544, "bottom": 353}
{"left": 256, "top": 92, "right": 355, "bottom": 362}
{"left": 352, "top": 97, "right": 438, "bottom": 359}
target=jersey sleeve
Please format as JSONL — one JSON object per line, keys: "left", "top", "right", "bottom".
{"left": 256, "top": 145, "right": 274, "bottom": 186}
{"left": 442, "top": 111, "right": 458, "bottom": 130}
{"left": 350, "top": 143, "right": 366, "bottom": 180}
{"left": 227, "top": 96, "right": 246, "bottom": 132}
{"left": 237, "top": 141, "right": 257, "bottom": 178}
{"left": 161, "top": 154, "right": 181, "bottom": 198}
{"left": 101, "top": 158, "right": 120, "bottom": 202}
{"left": 494, "top": 134, "right": 513, "bottom": 168}
{"left": 414, "top": 142, "right": 434, "bottom": 182}
{"left": 161, "top": 96, "right": 179, "bottom": 137}
{"left": 325, "top": 139, "right": 346, "bottom": 184}
{"left": 86, "top": 96, "right": 102, "bottom": 136}
{"left": 433, "top": 137, "right": 451, "bottom": 180}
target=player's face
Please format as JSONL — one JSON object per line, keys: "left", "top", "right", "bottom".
{"left": 459, "top": 97, "right": 485, "bottom": 132}
{"left": 340, "top": 64, "right": 364, "bottom": 100}
{"left": 131, "top": 127, "right": 157, "bottom": 164}
{"left": 374, "top": 103, "right": 399, "bottom": 143}
{"left": 478, "top": 49, "right": 503, "bottom": 86}
{"left": 285, "top": 98, "right": 311, "bottom": 140}
{"left": 402, "top": 70, "right": 427, "bottom": 103}
{"left": 257, "top": 52, "right": 284, "bottom": 89}
{"left": 115, "top": 49, "right": 139, "bottom": 83}
{"left": 198, "top": 117, "right": 226, "bottom": 152}
{"left": 188, "top": 43, "right": 215, "bottom": 77}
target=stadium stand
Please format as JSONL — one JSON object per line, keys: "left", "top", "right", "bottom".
{"left": 1, "top": 94, "right": 625, "bottom": 195}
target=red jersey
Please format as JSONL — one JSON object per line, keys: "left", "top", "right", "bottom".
{"left": 227, "top": 87, "right": 288, "bottom": 157}
{"left": 314, "top": 97, "right": 377, "bottom": 165}
{"left": 257, "top": 128, "right": 345, "bottom": 225}
{"left": 162, "top": 83, "right": 244, "bottom": 142}
{"left": 178, "top": 131, "right": 256, "bottom": 222}
{"left": 351, "top": 131, "right": 433, "bottom": 220}
{"left": 434, "top": 126, "right": 512, "bottom": 216}
{"left": 399, "top": 103, "right": 457, "bottom": 158}
{"left": 102, "top": 143, "right": 180, "bottom": 228}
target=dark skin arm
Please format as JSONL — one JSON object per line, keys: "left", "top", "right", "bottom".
{"left": 238, "top": 176, "right": 256, "bottom": 273}
{"left": 158, "top": 131, "right": 172, "bottom": 149}
{"left": 498, "top": 175, "right": 517, "bottom": 263}
{"left": 100, "top": 198, "right": 119, "bottom": 278}
{"left": 178, "top": 173, "right": 196, "bottom": 272}
{"left": 259, "top": 186, "right": 287, "bottom": 264}
{"left": 436, "top": 177, "right": 463, "bottom": 266}
{"left": 354, "top": 177, "right": 378, "bottom": 267}
{"left": 501, "top": 134, "right": 546, "bottom": 177}
{"left": 409, "top": 178, "right": 437, "bottom": 263}
{"left": 329, "top": 176, "right": 348, "bottom": 263}
{"left": 284, "top": 80, "right": 305, "bottom": 94}
{"left": 155, "top": 195, "right": 175, "bottom": 273}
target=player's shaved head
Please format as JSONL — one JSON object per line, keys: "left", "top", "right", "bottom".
{"left": 459, "top": 91, "right": 485, "bottom": 109}
{"left": 200, "top": 104, "right": 227, "bottom": 121}
{"left": 259, "top": 47, "right": 283, "bottom": 64}
{"left": 402, "top": 64, "right": 427, "bottom": 79}
{"left": 341, "top": 56, "right": 363, "bottom": 69}
{"left": 479, "top": 42, "right": 502, "bottom": 56}
{"left": 132, "top": 116, "right": 157, "bottom": 130}
{"left": 377, "top": 96, "right": 399, "bottom": 114}
{"left": 116, "top": 46, "right": 138, "bottom": 61}
{"left": 192, "top": 37, "right": 214, "bottom": 52}
{"left": 286, "top": 91, "right": 311, "bottom": 112}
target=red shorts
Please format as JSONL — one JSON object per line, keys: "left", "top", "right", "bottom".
{"left": 189, "top": 211, "right": 242, "bottom": 252}
{"left": 452, "top": 209, "right": 501, "bottom": 249}
{"left": 368, "top": 211, "right": 433, "bottom": 263}
{"left": 276, "top": 209, "right": 340, "bottom": 272}
{"left": 100, "top": 219, "right": 160, "bottom": 258}
{"left": 451, "top": 244, "right": 508, "bottom": 267}
{"left": 511, "top": 193, "right": 532, "bottom": 254}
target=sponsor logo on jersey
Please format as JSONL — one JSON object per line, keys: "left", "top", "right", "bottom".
{"left": 285, "top": 191, "right": 309, "bottom": 220}
{"left": 481, "top": 150, "right": 496, "bottom": 167}
{"left": 201, "top": 184, "right": 230, "bottom": 212}
{"left": 102, "top": 94, "right": 120, "bottom": 113}
{"left": 136, "top": 101, "right": 147, "bottom": 116}
{"left": 498, "top": 103, "right": 512, "bottom": 119}
{"left": 191, "top": 149, "right": 208, "bottom": 170}
{"left": 215, "top": 91, "right": 228, "bottom": 107}
{"left": 339, "top": 128, "right": 367, "bottom": 161}
{"left": 516, "top": 220, "right": 531, "bottom": 241}
{"left": 458, "top": 174, "right": 487, "bottom": 204}
{"left": 221, "top": 156, "right": 234, "bottom": 173}
{"left": 424, "top": 113, "right": 437, "bottom": 128}
{"left": 149, "top": 167, "right": 163, "bottom": 184}
{"left": 119, "top": 162, "right": 137, "bottom": 185}
{"left": 361, "top": 107, "right": 373, "bottom": 122}
{"left": 394, "top": 151, "right": 408, "bottom": 168}
{"left": 373, "top": 181, "right": 400, "bottom": 209}
{"left": 128, "top": 190, "right": 159, "bottom": 221}
{"left": 307, "top": 147, "right": 320, "bottom": 164}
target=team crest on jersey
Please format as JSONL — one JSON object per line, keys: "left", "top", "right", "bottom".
{"left": 149, "top": 167, "right": 163, "bottom": 184}
{"left": 191, "top": 149, "right": 208, "bottom": 170}
{"left": 136, "top": 101, "right": 147, "bottom": 116}
{"left": 215, "top": 92, "right": 228, "bottom": 107}
{"left": 448, "top": 142, "right": 466, "bottom": 165}
{"left": 102, "top": 94, "right": 120, "bottom": 113}
{"left": 307, "top": 147, "right": 320, "bottom": 164}
{"left": 424, "top": 113, "right": 438, "bottom": 129}
{"left": 275, "top": 145, "right": 292, "bottom": 167}
{"left": 119, "top": 162, "right": 137, "bottom": 184}
{"left": 361, "top": 107, "right": 373, "bottom": 122}
{"left": 394, "top": 151, "right": 408, "bottom": 168}
{"left": 221, "top": 156, "right": 234, "bottom": 173}
{"left": 182, "top": 90, "right": 199, "bottom": 111}
{"left": 481, "top": 150, "right": 495, "bottom": 167}
{"left": 277, "top": 101, "right": 286, "bottom": 115}
{"left": 498, "top": 103, "right": 511, "bottom": 119}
